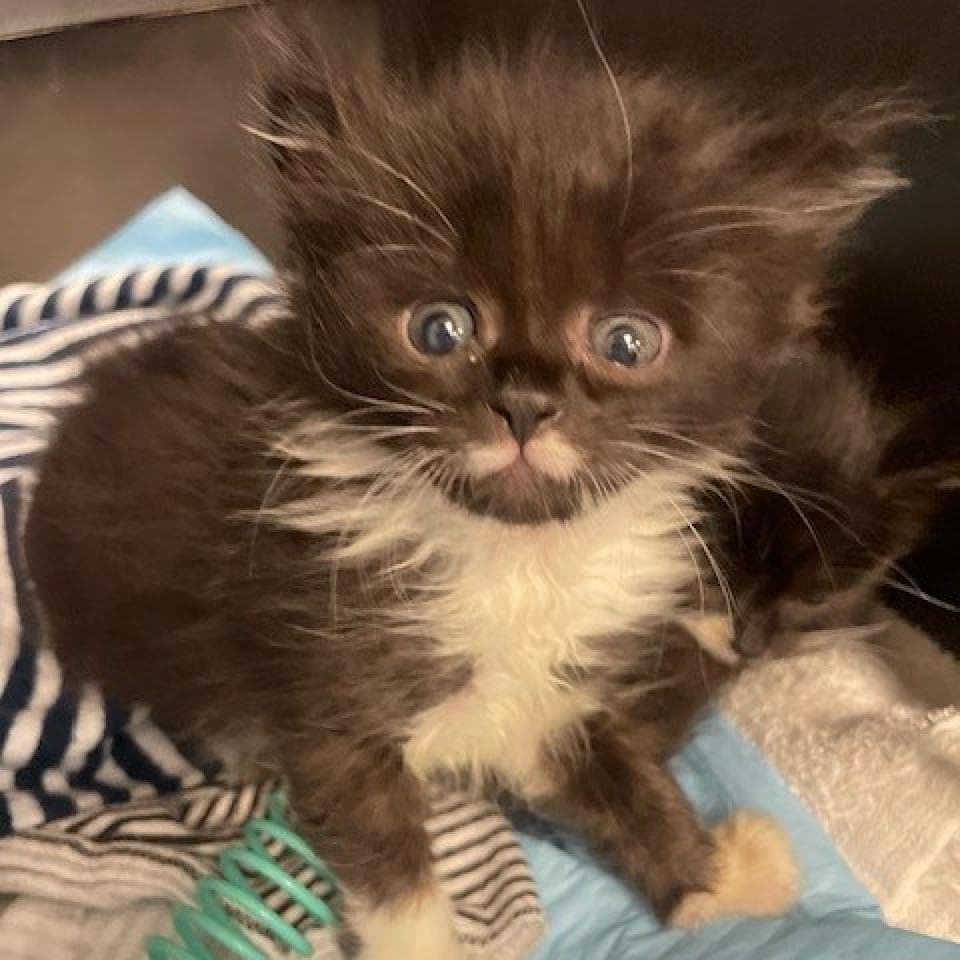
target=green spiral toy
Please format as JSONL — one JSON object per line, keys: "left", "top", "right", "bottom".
{"left": 146, "top": 792, "right": 339, "bottom": 960}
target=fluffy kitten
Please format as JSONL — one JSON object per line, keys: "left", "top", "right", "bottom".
{"left": 699, "top": 346, "right": 944, "bottom": 660}
{"left": 25, "top": 41, "right": 915, "bottom": 957}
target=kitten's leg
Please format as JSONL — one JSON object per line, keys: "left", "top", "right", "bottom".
{"left": 285, "top": 743, "right": 466, "bottom": 960}
{"left": 538, "top": 715, "right": 799, "bottom": 925}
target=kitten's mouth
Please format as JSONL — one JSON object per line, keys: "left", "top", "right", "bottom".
{"left": 453, "top": 435, "right": 584, "bottom": 524}
{"left": 492, "top": 454, "right": 553, "bottom": 493}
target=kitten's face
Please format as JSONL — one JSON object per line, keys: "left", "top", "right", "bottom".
{"left": 269, "top": 49, "right": 905, "bottom": 524}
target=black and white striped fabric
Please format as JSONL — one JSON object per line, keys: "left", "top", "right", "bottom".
{"left": 0, "top": 265, "right": 281, "bottom": 833}
{"left": 0, "top": 265, "right": 544, "bottom": 960}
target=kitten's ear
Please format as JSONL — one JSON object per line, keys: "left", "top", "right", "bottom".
{"left": 246, "top": 11, "right": 349, "bottom": 175}
{"left": 742, "top": 95, "right": 926, "bottom": 245}
{"left": 257, "top": 79, "right": 341, "bottom": 174}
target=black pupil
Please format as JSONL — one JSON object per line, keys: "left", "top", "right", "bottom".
{"left": 608, "top": 325, "right": 644, "bottom": 366}
{"left": 424, "top": 311, "right": 465, "bottom": 354}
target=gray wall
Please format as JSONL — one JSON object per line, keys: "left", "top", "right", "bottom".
{"left": 0, "top": 2, "right": 379, "bottom": 281}
{"left": 0, "top": 2, "right": 249, "bottom": 41}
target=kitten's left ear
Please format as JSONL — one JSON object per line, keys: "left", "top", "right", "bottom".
{"left": 742, "top": 94, "right": 927, "bottom": 246}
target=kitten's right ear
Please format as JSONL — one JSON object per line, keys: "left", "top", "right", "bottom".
{"left": 257, "top": 78, "right": 341, "bottom": 174}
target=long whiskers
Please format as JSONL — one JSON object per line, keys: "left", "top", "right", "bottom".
{"left": 634, "top": 278, "right": 733, "bottom": 349}
{"left": 248, "top": 456, "right": 293, "bottom": 576}
{"left": 637, "top": 267, "right": 756, "bottom": 301}
{"left": 628, "top": 201, "right": 837, "bottom": 249}
{"left": 625, "top": 424, "right": 948, "bottom": 604}
{"left": 310, "top": 366, "right": 437, "bottom": 419}
{"left": 374, "top": 371, "right": 455, "bottom": 414}
{"left": 327, "top": 447, "right": 449, "bottom": 617}
{"left": 627, "top": 218, "right": 789, "bottom": 262}
{"left": 338, "top": 188, "right": 455, "bottom": 249}
{"left": 575, "top": 0, "right": 633, "bottom": 223}
{"left": 339, "top": 139, "right": 457, "bottom": 239}
{"left": 882, "top": 578, "right": 960, "bottom": 613}
{"left": 617, "top": 459, "right": 734, "bottom": 623}
{"left": 616, "top": 434, "right": 835, "bottom": 589}
{"left": 306, "top": 73, "right": 458, "bottom": 246}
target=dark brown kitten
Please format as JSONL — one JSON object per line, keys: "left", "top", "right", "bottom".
{"left": 700, "top": 347, "right": 945, "bottom": 661}
{"left": 25, "top": 40, "right": 913, "bottom": 957}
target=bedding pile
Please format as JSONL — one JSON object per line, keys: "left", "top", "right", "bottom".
{"left": 723, "top": 619, "right": 960, "bottom": 941}
{"left": 0, "top": 190, "right": 957, "bottom": 960}
{"left": 0, "top": 263, "right": 543, "bottom": 960}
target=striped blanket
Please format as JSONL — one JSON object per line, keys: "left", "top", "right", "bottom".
{"left": 0, "top": 266, "right": 545, "bottom": 960}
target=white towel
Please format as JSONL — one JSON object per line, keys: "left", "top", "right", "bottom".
{"left": 722, "top": 614, "right": 960, "bottom": 941}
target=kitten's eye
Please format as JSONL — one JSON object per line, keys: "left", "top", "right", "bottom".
{"left": 591, "top": 313, "right": 664, "bottom": 368}
{"left": 408, "top": 300, "right": 477, "bottom": 356}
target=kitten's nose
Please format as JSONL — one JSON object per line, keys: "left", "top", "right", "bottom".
{"left": 492, "top": 389, "right": 559, "bottom": 445}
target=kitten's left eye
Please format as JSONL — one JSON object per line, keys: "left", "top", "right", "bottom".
{"left": 408, "top": 300, "right": 477, "bottom": 356}
{"left": 591, "top": 313, "right": 664, "bottom": 368}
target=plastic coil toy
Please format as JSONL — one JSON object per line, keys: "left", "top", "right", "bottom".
{"left": 146, "top": 792, "right": 338, "bottom": 960}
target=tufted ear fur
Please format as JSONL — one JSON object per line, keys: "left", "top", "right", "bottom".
{"left": 727, "top": 93, "right": 926, "bottom": 247}
{"left": 245, "top": 10, "right": 382, "bottom": 178}
{"left": 259, "top": 81, "right": 341, "bottom": 171}
{"left": 248, "top": 46, "right": 341, "bottom": 175}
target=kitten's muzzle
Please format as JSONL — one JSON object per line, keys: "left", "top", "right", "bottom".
{"left": 491, "top": 388, "right": 560, "bottom": 446}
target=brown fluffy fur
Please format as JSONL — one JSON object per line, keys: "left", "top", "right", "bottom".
{"left": 25, "top": 37, "right": 923, "bottom": 956}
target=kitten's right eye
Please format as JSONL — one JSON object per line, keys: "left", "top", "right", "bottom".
{"left": 408, "top": 300, "right": 477, "bottom": 356}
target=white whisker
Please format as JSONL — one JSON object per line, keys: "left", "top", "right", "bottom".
{"left": 883, "top": 578, "right": 960, "bottom": 613}
{"left": 339, "top": 425, "right": 440, "bottom": 438}
{"left": 342, "top": 139, "right": 458, "bottom": 240}
{"left": 666, "top": 490, "right": 736, "bottom": 622}
{"left": 375, "top": 372, "right": 455, "bottom": 414}
{"left": 628, "top": 218, "right": 785, "bottom": 261}
{"left": 240, "top": 123, "right": 316, "bottom": 152}
{"left": 575, "top": 0, "right": 633, "bottom": 223}
{"left": 729, "top": 466, "right": 837, "bottom": 590}
{"left": 619, "top": 430, "right": 836, "bottom": 589}
{"left": 339, "top": 243, "right": 424, "bottom": 261}
{"left": 248, "top": 457, "right": 292, "bottom": 575}
{"left": 644, "top": 203, "right": 806, "bottom": 227}
{"left": 340, "top": 188, "right": 455, "bottom": 249}
{"left": 617, "top": 457, "right": 733, "bottom": 621}
{"left": 312, "top": 367, "right": 437, "bottom": 418}
{"left": 676, "top": 525, "right": 706, "bottom": 615}
{"left": 639, "top": 267, "right": 755, "bottom": 300}
{"left": 636, "top": 280, "right": 732, "bottom": 349}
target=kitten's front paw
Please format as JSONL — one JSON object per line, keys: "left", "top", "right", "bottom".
{"left": 669, "top": 812, "right": 801, "bottom": 929}
{"left": 354, "top": 886, "right": 469, "bottom": 960}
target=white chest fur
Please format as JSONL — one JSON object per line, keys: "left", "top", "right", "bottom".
{"left": 272, "top": 425, "right": 706, "bottom": 792}
{"left": 399, "top": 485, "right": 699, "bottom": 791}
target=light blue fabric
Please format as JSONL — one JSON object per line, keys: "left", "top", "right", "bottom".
{"left": 56, "top": 189, "right": 960, "bottom": 960}
{"left": 54, "top": 187, "right": 272, "bottom": 285}
{"left": 525, "top": 711, "right": 960, "bottom": 959}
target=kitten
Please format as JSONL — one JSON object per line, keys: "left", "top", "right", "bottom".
{"left": 25, "top": 40, "right": 914, "bottom": 958}
{"left": 698, "top": 346, "right": 944, "bottom": 661}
